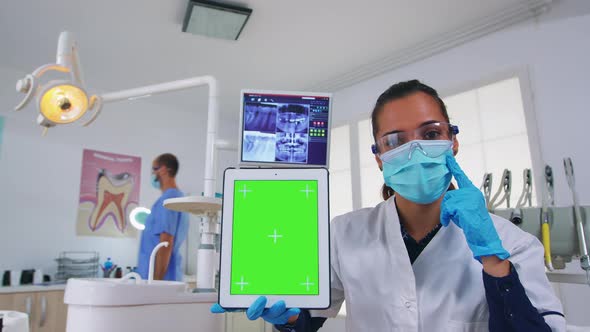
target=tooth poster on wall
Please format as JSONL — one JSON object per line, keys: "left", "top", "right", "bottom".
{"left": 76, "top": 149, "right": 141, "bottom": 237}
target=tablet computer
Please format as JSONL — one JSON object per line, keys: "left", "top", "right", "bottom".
{"left": 218, "top": 167, "right": 330, "bottom": 309}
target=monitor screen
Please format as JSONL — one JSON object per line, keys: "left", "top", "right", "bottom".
{"left": 240, "top": 90, "right": 332, "bottom": 167}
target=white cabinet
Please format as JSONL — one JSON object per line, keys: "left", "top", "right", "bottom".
{"left": 0, "top": 290, "right": 67, "bottom": 332}
{"left": 225, "top": 312, "right": 275, "bottom": 332}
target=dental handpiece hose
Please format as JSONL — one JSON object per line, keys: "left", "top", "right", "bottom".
{"left": 573, "top": 200, "right": 590, "bottom": 273}
{"left": 575, "top": 206, "right": 590, "bottom": 264}
{"left": 566, "top": 162, "right": 590, "bottom": 287}
{"left": 564, "top": 158, "right": 590, "bottom": 286}
{"left": 575, "top": 201, "right": 590, "bottom": 287}
{"left": 578, "top": 196, "right": 590, "bottom": 278}
{"left": 570, "top": 175, "right": 589, "bottom": 271}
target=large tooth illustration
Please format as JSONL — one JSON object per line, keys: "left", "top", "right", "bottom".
{"left": 88, "top": 169, "right": 134, "bottom": 232}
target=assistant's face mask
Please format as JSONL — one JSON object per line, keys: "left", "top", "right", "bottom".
{"left": 151, "top": 174, "right": 161, "bottom": 189}
{"left": 380, "top": 140, "right": 453, "bottom": 204}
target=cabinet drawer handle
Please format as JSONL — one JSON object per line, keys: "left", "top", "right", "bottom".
{"left": 25, "top": 296, "right": 32, "bottom": 319}
{"left": 39, "top": 295, "right": 47, "bottom": 327}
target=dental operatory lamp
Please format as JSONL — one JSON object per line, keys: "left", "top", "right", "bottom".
{"left": 14, "top": 31, "right": 98, "bottom": 134}
{"left": 15, "top": 31, "right": 223, "bottom": 291}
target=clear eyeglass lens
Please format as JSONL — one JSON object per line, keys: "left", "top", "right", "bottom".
{"left": 377, "top": 122, "right": 453, "bottom": 153}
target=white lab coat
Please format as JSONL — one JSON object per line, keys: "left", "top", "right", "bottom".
{"left": 312, "top": 198, "right": 566, "bottom": 332}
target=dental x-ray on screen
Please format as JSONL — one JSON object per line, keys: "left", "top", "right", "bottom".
{"left": 239, "top": 90, "right": 332, "bottom": 167}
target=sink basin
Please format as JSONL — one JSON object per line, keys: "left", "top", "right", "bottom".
{"left": 64, "top": 278, "right": 223, "bottom": 332}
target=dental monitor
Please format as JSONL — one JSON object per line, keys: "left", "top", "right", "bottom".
{"left": 239, "top": 90, "right": 332, "bottom": 167}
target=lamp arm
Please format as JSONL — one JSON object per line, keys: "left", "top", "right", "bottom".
{"left": 98, "top": 76, "right": 219, "bottom": 198}
{"left": 215, "top": 139, "right": 238, "bottom": 151}
{"left": 57, "top": 31, "right": 85, "bottom": 88}
{"left": 99, "top": 76, "right": 217, "bottom": 103}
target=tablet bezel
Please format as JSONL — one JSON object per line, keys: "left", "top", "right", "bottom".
{"left": 218, "top": 167, "right": 330, "bottom": 309}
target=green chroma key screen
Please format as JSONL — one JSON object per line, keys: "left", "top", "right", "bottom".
{"left": 231, "top": 180, "right": 319, "bottom": 295}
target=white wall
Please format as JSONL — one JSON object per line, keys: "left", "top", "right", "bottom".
{"left": 0, "top": 65, "right": 240, "bottom": 279}
{"left": 328, "top": 1, "right": 590, "bottom": 328}
{"left": 333, "top": 8, "right": 590, "bottom": 207}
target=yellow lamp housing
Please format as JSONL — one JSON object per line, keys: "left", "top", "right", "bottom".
{"left": 37, "top": 80, "right": 89, "bottom": 127}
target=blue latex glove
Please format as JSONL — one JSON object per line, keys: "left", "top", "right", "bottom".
{"left": 210, "top": 296, "right": 300, "bottom": 325}
{"left": 441, "top": 154, "right": 510, "bottom": 261}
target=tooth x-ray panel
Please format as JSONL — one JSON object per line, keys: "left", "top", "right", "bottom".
{"left": 240, "top": 90, "right": 332, "bottom": 167}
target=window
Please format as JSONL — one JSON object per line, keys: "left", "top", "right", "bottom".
{"left": 328, "top": 124, "right": 352, "bottom": 317}
{"left": 358, "top": 119, "right": 384, "bottom": 208}
{"left": 354, "top": 75, "right": 538, "bottom": 209}
{"left": 329, "top": 125, "right": 353, "bottom": 218}
{"left": 444, "top": 76, "right": 537, "bottom": 205}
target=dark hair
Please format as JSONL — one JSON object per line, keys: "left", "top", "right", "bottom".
{"left": 156, "top": 153, "right": 179, "bottom": 177}
{"left": 371, "top": 79, "right": 450, "bottom": 200}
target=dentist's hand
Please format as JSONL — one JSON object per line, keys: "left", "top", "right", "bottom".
{"left": 441, "top": 154, "right": 510, "bottom": 261}
{"left": 210, "top": 296, "right": 300, "bottom": 325}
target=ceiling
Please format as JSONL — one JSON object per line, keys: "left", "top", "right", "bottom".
{"left": 0, "top": 0, "right": 534, "bottom": 116}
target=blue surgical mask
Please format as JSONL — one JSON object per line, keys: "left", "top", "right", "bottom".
{"left": 151, "top": 174, "right": 161, "bottom": 189}
{"left": 380, "top": 140, "right": 453, "bottom": 204}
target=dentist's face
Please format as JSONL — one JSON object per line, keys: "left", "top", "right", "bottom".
{"left": 374, "top": 91, "right": 459, "bottom": 170}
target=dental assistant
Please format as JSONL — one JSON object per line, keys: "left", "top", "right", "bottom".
{"left": 212, "top": 80, "right": 566, "bottom": 331}
{"left": 137, "top": 153, "right": 189, "bottom": 281}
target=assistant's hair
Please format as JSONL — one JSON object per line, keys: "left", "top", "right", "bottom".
{"left": 371, "top": 80, "right": 450, "bottom": 200}
{"left": 156, "top": 153, "right": 179, "bottom": 177}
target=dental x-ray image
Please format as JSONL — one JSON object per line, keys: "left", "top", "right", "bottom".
{"left": 242, "top": 101, "right": 312, "bottom": 164}
{"left": 244, "top": 103, "right": 277, "bottom": 132}
{"left": 276, "top": 104, "right": 309, "bottom": 133}
{"left": 243, "top": 131, "right": 276, "bottom": 162}
{"left": 241, "top": 90, "right": 331, "bottom": 166}
{"left": 243, "top": 102, "right": 279, "bottom": 162}
{"left": 276, "top": 132, "right": 309, "bottom": 163}
{"left": 275, "top": 104, "right": 310, "bottom": 163}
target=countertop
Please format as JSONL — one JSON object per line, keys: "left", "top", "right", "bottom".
{"left": 1, "top": 276, "right": 198, "bottom": 294}
{"left": 0, "top": 283, "right": 67, "bottom": 294}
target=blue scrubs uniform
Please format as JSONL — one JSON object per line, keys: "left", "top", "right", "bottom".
{"left": 137, "top": 188, "right": 189, "bottom": 281}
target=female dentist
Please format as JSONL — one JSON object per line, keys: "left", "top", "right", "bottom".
{"left": 212, "top": 80, "right": 566, "bottom": 331}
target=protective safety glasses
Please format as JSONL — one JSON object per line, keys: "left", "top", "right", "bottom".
{"left": 379, "top": 140, "right": 453, "bottom": 163}
{"left": 371, "top": 122, "right": 459, "bottom": 155}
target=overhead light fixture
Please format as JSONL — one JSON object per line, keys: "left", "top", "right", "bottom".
{"left": 14, "top": 32, "right": 103, "bottom": 135}
{"left": 14, "top": 31, "right": 218, "bottom": 139}
{"left": 182, "top": 0, "right": 252, "bottom": 40}
{"left": 38, "top": 81, "right": 89, "bottom": 126}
